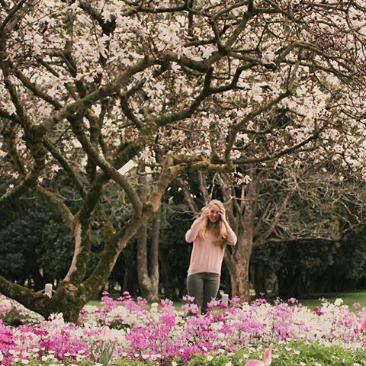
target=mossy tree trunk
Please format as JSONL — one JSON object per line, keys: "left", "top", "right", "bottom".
{"left": 136, "top": 164, "right": 160, "bottom": 302}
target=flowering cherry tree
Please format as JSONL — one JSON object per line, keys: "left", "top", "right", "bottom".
{"left": 0, "top": 0, "right": 365, "bottom": 321}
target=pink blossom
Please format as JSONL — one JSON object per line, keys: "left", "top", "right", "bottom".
{"left": 255, "top": 298, "right": 267, "bottom": 305}
{"left": 99, "top": 326, "right": 111, "bottom": 342}
{"left": 244, "top": 344, "right": 272, "bottom": 366}
{"left": 288, "top": 297, "right": 298, "bottom": 304}
{"left": 360, "top": 316, "right": 366, "bottom": 333}
{"left": 313, "top": 307, "right": 323, "bottom": 316}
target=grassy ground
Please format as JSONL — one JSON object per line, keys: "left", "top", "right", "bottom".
{"left": 87, "top": 290, "right": 366, "bottom": 310}
{"left": 295, "top": 290, "right": 366, "bottom": 309}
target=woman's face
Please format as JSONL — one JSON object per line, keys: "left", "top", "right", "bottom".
{"left": 207, "top": 204, "right": 221, "bottom": 223}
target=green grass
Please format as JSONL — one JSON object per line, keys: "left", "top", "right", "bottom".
{"left": 296, "top": 290, "right": 366, "bottom": 309}
{"left": 87, "top": 300, "right": 103, "bottom": 307}
{"left": 87, "top": 290, "right": 366, "bottom": 311}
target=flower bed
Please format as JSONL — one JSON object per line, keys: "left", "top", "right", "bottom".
{"left": 0, "top": 293, "right": 365, "bottom": 365}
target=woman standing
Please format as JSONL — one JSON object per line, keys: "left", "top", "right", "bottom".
{"left": 185, "top": 199, "right": 237, "bottom": 314}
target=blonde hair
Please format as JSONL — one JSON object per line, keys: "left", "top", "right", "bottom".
{"left": 198, "top": 199, "right": 228, "bottom": 248}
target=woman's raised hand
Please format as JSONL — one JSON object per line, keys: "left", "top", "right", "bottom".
{"left": 200, "top": 207, "right": 210, "bottom": 218}
{"left": 218, "top": 207, "right": 227, "bottom": 221}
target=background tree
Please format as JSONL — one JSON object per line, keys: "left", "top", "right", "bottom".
{"left": 177, "top": 154, "right": 366, "bottom": 301}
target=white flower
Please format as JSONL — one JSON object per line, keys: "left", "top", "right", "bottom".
{"left": 248, "top": 84, "right": 263, "bottom": 102}
{"left": 262, "top": 51, "right": 276, "bottom": 64}
{"left": 97, "top": 34, "right": 110, "bottom": 58}
{"left": 334, "top": 298, "right": 344, "bottom": 306}
{"left": 101, "top": 8, "right": 112, "bottom": 22}
{"left": 237, "top": 174, "right": 251, "bottom": 185}
{"left": 158, "top": 24, "right": 180, "bottom": 44}
{"left": 198, "top": 45, "right": 214, "bottom": 59}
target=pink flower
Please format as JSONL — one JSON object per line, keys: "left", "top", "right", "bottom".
{"left": 360, "top": 318, "right": 366, "bottom": 333}
{"left": 244, "top": 344, "right": 272, "bottom": 366}
{"left": 361, "top": 321, "right": 366, "bottom": 333}
{"left": 288, "top": 297, "right": 298, "bottom": 304}
{"left": 99, "top": 326, "right": 111, "bottom": 342}
{"left": 314, "top": 307, "right": 323, "bottom": 316}
{"left": 255, "top": 298, "right": 267, "bottom": 305}
{"left": 353, "top": 302, "right": 361, "bottom": 309}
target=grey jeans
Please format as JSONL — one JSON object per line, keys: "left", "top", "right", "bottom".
{"left": 187, "top": 272, "right": 220, "bottom": 314}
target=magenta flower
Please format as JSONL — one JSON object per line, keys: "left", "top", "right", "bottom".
{"left": 288, "top": 297, "right": 298, "bottom": 304}
{"left": 255, "top": 298, "right": 267, "bottom": 305}
{"left": 360, "top": 312, "right": 366, "bottom": 333}
{"left": 244, "top": 344, "right": 272, "bottom": 366}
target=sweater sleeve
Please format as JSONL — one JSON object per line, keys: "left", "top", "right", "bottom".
{"left": 185, "top": 218, "right": 203, "bottom": 243}
{"left": 225, "top": 223, "right": 237, "bottom": 246}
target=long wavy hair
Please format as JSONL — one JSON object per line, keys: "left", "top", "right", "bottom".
{"left": 198, "top": 199, "right": 228, "bottom": 248}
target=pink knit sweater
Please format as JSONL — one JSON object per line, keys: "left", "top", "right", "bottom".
{"left": 185, "top": 218, "right": 237, "bottom": 276}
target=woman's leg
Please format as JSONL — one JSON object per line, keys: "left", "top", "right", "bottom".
{"left": 187, "top": 273, "right": 204, "bottom": 313}
{"left": 202, "top": 273, "right": 220, "bottom": 314}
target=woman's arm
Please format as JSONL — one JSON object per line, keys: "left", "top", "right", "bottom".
{"left": 185, "top": 217, "right": 204, "bottom": 243}
{"left": 219, "top": 208, "right": 237, "bottom": 245}
{"left": 223, "top": 221, "right": 237, "bottom": 245}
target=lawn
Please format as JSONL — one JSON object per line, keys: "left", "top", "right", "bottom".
{"left": 87, "top": 290, "right": 366, "bottom": 310}
{"left": 297, "top": 291, "right": 366, "bottom": 309}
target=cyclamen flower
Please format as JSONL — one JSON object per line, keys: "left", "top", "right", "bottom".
{"left": 255, "top": 298, "right": 267, "bottom": 305}
{"left": 288, "top": 297, "right": 298, "bottom": 304}
{"left": 360, "top": 312, "right": 366, "bottom": 333}
{"left": 244, "top": 344, "right": 272, "bottom": 366}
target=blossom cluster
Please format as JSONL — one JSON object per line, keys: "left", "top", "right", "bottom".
{"left": 0, "top": 293, "right": 365, "bottom": 365}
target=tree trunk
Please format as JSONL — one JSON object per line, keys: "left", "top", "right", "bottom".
{"left": 225, "top": 237, "right": 252, "bottom": 302}
{"left": 46, "top": 282, "right": 88, "bottom": 323}
{"left": 277, "top": 265, "right": 302, "bottom": 297}
{"left": 136, "top": 166, "right": 160, "bottom": 302}
{"left": 159, "top": 249, "right": 178, "bottom": 301}
{"left": 251, "top": 262, "right": 268, "bottom": 297}
{"left": 0, "top": 277, "right": 87, "bottom": 323}
{"left": 26, "top": 254, "right": 45, "bottom": 292}
{"left": 122, "top": 247, "right": 139, "bottom": 296}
